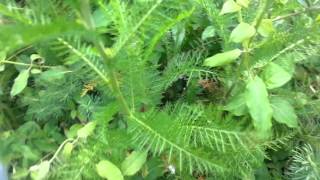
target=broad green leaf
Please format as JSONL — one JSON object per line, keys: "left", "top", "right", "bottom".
{"left": 258, "top": 19, "right": 274, "bottom": 37}
{"left": 224, "top": 93, "right": 248, "bottom": 116}
{"left": 62, "top": 142, "right": 74, "bottom": 158}
{"left": 236, "top": 0, "right": 250, "bottom": 8}
{"left": 220, "top": 0, "right": 241, "bottom": 15}
{"left": 10, "top": 69, "right": 30, "bottom": 96}
{"left": 230, "top": 23, "right": 256, "bottom": 43}
{"left": 77, "top": 122, "right": 96, "bottom": 138}
{"left": 96, "top": 160, "right": 124, "bottom": 180}
{"left": 201, "top": 26, "right": 215, "bottom": 40}
{"left": 271, "top": 97, "right": 298, "bottom": 128}
{"left": 245, "top": 76, "right": 273, "bottom": 136}
{"left": 121, "top": 151, "right": 148, "bottom": 176}
{"left": 29, "top": 161, "right": 50, "bottom": 180}
{"left": 203, "top": 49, "right": 242, "bottom": 67}
{"left": 261, "top": 62, "right": 292, "bottom": 89}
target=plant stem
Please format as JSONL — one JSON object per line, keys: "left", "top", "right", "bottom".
{"left": 273, "top": 6, "right": 320, "bottom": 21}
{"left": 0, "top": 60, "right": 53, "bottom": 69}
{"left": 80, "top": 0, "right": 131, "bottom": 116}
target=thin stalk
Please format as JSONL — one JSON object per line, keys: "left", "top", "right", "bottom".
{"left": 1, "top": 60, "right": 53, "bottom": 69}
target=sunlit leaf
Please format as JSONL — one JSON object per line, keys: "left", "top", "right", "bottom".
{"left": 29, "top": 161, "right": 50, "bottom": 180}
{"left": 121, "top": 151, "right": 148, "bottom": 176}
{"left": 77, "top": 122, "right": 96, "bottom": 139}
{"left": 96, "top": 160, "right": 124, "bottom": 180}
{"left": 203, "top": 49, "right": 242, "bottom": 67}
{"left": 261, "top": 62, "right": 292, "bottom": 89}
{"left": 258, "top": 19, "right": 274, "bottom": 37}
{"left": 220, "top": 0, "right": 241, "bottom": 15}
{"left": 10, "top": 69, "right": 30, "bottom": 96}
{"left": 230, "top": 22, "right": 256, "bottom": 43}
{"left": 245, "top": 76, "right": 273, "bottom": 137}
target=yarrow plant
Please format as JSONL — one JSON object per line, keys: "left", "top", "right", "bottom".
{"left": 0, "top": 0, "right": 320, "bottom": 179}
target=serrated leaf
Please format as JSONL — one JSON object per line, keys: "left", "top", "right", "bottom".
{"left": 77, "top": 122, "right": 96, "bottom": 139}
{"left": 121, "top": 151, "right": 148, "bottom": 176}
{"left": 203, "top": 49, "right": 242, "bottom": 67}
{"left": 224, "top": 93, "right": 248, "bottom": 116}
{"left": 10, "top": 69, "right": 30, "bottom": 96}
{"left": 236, "top": 0, "right": 250, "bottom": 8}
{"left": 258, "top": 19, "right": 274, "bottom": 37}
{"left": 245, "top": 76, "right": 273, "bottom": 136}
{"left": 201, "top": 26, "right": 215, "bottom": 40}
{"left": 271, "top": 97, "right": 298, "bottom": 128}
{"left": 262, "top": 62, "right": 292, "bottom": 89}
{"left": 220, "top": 0, "right": 241, "bottom": 15}
{"left": 96, "top": 160, "right": 124, "bottom": 180}
{"left": 230, "top": 23, "right": 256, "bottom": 43}
{"left": 29, "top": 161, "right": 50, "bottom": 180}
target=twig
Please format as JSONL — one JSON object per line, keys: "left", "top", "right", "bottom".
{"left": 273, "top": 6, "right": 320, "bottom": 21}
{"left": 1, "top": 60, "right": 54, "bottom": 69}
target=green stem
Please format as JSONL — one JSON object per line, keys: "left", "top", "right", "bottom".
{"left": 79, "top": 0, "right": 131, "bottom": 116}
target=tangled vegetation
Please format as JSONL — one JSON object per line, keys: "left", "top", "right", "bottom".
{"left": 0, "top": 0, "right": 320, "bottom": 179}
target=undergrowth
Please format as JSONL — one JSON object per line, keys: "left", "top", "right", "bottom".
{"left": 0, "top": 0, "right": 320, "bottom": 179}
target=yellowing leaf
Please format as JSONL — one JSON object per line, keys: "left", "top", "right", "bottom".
{"left": 121, "top": 151, "right": 148, "bottom": 176}
{"left": 271, "top": 97, "right": 298, "bottom": 128}
{"left": 261, "top": 62, "right": 292, "bottom": 89}
{"left": 96, "top": 160, "right": 124, "bottom": 180}
{"left": 236, "top": 0, "right": 250, "bottom": 8}
{"left": 203, "top": 49, "right": 242, "bottom": 67}
{"left": 77, "top": 122, "right": 96, "bottom": 139}
{"left": 245, "top": 76, "right": 273, "bottom": 137}
{"left": 220, "top": 0, "right": 241, "bottom": 15}
{"left": 10, "top": 69, "right": 30, "bottom": 96}
{"left": 258, "top": 19, "right": 274, "bottom": 37}
{"left": 29, "top": 161, "right": 50, "bottom": 180}
{"left": 230, "top": 22, "right": 256, "bottom": 43}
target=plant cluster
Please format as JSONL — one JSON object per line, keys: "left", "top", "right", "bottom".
{"left": 0, "top": 0, "right": 320, "bottom": 179}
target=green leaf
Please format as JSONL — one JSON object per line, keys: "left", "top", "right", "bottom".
{"left": 224, "top": 93, "right": 248, "bottom": 116}
{"left": 29, "top": 161, "right": 50, "bottom": 180}
{"left": 10, "top": 69, "right": 30, "bottom": 96}
{"left": 77, "top": 122, "right": 96, "bottom": 138}
{"left": 96, "top": 160, "right": 124, "bottom": 180}
{"left": 219, "top": 0, "right": 241, "bottom": 15}
{"left": 236, "top": 0, "right": 250, "bottom": 8}
{"left": 39, "top": 67, "right": 67, "bottom": 82}
{"left": 271, "top": 97, "right": 298, "bottom": 128}
{"left": 258, "top": 19, "right": 274, "bottom": 37}
{"left": 230, "top": 23, "right": 256, "bottom": 43}
{"left": 203, "top": 49, "right": 242, "bottom": 67}
{"left": 245, "top": 76, "right": 273, "bottom": 136}
{"left": 121, "top": 151, "right": 148, "bottom": 176}
{"left": 201, "top": 26, "right": 215, "bottom": 40}
{"left": 62, "top": 142, "right": 74, "bottom": 158}
{"left": 66, "top": 124, "right": 82, "bottom": 138}
{"left": 31, "top": 69, "right": 42, "bottom": 74}
{"left": 261, "top": 62, "right": 292, "bottom": 89}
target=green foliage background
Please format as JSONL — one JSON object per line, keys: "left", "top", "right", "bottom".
{"left": 0, "top": 0, "right": 319, "bottom": 179}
